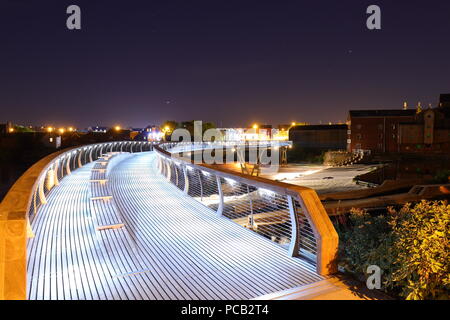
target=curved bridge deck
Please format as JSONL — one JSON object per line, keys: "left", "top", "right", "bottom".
{"left": 27, "top": 152, "right": 323, "bottom": 300}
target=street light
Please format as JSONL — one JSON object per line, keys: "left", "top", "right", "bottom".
{"left": 47, "top": 127, "right": 54, "bottom": 133}
{"left": 68, "top": 127, "right": 74, "bottom": 132}
{"left": 59, "top": 128, "right": 65, "bottom": 134}
{"left": 8, "top": 128, "right": 14, "bottom": 133}
{"left": 115, "top": 125, "right": 121, "bottom": 131}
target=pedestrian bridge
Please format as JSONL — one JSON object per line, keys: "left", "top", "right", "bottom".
{"left": 0, "top": 141, "right": 338, "bottom": 300}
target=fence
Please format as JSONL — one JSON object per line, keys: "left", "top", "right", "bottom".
{"left": 155, "top": 143, "right": 338, "bottom": 276}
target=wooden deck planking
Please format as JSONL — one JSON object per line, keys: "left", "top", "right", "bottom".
{"left": 27, "top": 152, "right": 323, "bottom": 300}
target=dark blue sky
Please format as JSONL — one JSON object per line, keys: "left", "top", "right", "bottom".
{"left": 1, "top": 0, "right": 449, "bottom": 128}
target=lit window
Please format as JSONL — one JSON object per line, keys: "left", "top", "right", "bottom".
{"left": 49, "top": 138, "right": 53, "bottom": 143}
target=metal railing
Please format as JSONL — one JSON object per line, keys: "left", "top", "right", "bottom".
{"left": 0, "top": 140, "right": 154, "bottom": 300}
{"left": 28, "top": 141, "right": 154, "bottom": 222}
{"left": 155, "top": 142, "right": 338, "bottom": 276}
{"left": 0, "top": 139, "right": 337, "bottom": 300}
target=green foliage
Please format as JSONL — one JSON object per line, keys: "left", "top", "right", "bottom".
{"left": 387, "top": 201, "right": 449, "bottom": 300}
{"left": 13, "top": 125, "right": 34, "bottom": 133}
{"left": 336, "top": 208, "right": 395, "bottom": 280}
{"left": 336, "top": 201, "right": 450, "bottom": 300}
{"left": 433, "top": 170, "right": 450, "bottom": 184}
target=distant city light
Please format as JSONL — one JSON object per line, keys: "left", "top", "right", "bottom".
{"left": 8, "top": 128, "right": 14, "bottom": 133}
{"left": 47, "top": 127, "right": 54, "bottom": 133}
{"left": 252, "top": 124, "right": 258, "bottom": 130}
{"left": 115, "top": 125, "right": 121, "bottom": 131}
{"left": 58, "top": 128, "right": 65, "bottom": 134}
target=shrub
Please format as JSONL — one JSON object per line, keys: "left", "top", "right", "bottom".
{"left": 433, "top": 170, "right": 450, "bottom": 184}
{"left": 336, "top": 208, "right": 395, "bottom": 282}
{"left": 336, "top": 201, "right": 450, "bottom": 300}
{"left": 387, "top": 201, "right": 449, "bottom": 300}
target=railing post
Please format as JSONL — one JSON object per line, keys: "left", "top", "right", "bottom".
{"left": 38, "top": 176, "right": 47, "bottom": 205}
{"left": 53, "top": 162, "right": 59, "bottom": 186}
{"left": 65, "top": 154, "right": 71, "bottom": 176}
{"left": 287, "top": 195, "right": 300, "bottom": 257}
{"left": 77, "top": 150, "right": 83, "bottom": 168}
{"left": 166, "top": 160, "right": 171, "bottom": 181}
{"left": 183, "top": 165, "right": 189, "bottom": 194}
{"left": 197, "top": 170, "right": 203, "bottom": 201}
{"left": 216, "top": 176, "right": 224, "bottom": 216}
{"left": 157, "top": 156, "right": 162, "bottom": 173}
{"left": 89, "top": 147, "right": 93, "bottom": 163}
{"left": 296, "top": 190, "right": 339, "bottom": 276}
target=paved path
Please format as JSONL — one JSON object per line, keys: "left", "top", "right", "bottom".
{"left": 27, "top": 152, "right": 322, "bottom": 300}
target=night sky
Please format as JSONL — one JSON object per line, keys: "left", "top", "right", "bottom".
{"left": 1, "top": 0, "right": 449, "bottom": 128}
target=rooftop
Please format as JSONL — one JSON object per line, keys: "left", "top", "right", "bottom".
{"left": 349, "top": 109, "right": 417, "bottom": 118}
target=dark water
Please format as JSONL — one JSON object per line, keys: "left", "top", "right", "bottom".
{"left": 0, "top": 164, "right": 27, "bottom": 201}
{"left": 359, "top": 159, "right": 450, "bottom": 185}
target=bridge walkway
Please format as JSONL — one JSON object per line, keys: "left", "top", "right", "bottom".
{"left": 26, "top": 152, "right": 323, "bottom": 300}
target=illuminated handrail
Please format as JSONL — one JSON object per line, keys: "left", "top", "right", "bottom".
{"left": 155, "top": 142, "right": 338, "bottom": 277}
{"left": 0, "top": 141, "right": 154, "bottom": 300}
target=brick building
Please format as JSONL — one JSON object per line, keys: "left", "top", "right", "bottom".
{"left": 348, "top": 95, "right": 450, "bottom": 154}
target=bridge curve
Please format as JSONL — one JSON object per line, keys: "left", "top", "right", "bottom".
{"left": 0, "top": 141, "right": 338, "bottom": 300}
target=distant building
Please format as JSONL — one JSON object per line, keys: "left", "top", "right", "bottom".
{"left": 0, "top": 122, "right": 14, "bottom": 135}
{"left": 87, "top": 126, "right": 108, "bottom": 133}
{"left": 439, "top": 94, "right": 450, "bottom": 108}
{"left": 129, "top": 128, "right": 144, "bottom": 140}
{"left": 144, "top": 125, "right": 164, "bottom": 141}
{"left": 348, "top": 95, "right": 450, "bottom": 154}
{"left": 42, "top": 134, "right": 62, "bottom": 149}
{"left": 218, "top": 127, "right": 274, "bottom": 141}
{"left": 289, "top": 124, "right": 348, "bottom": 150}
{"left": 0, "top": 124, "right": 6, "bottom": 135}
{"left": 348, "top": 109, "right": 417, "bottom": 153}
